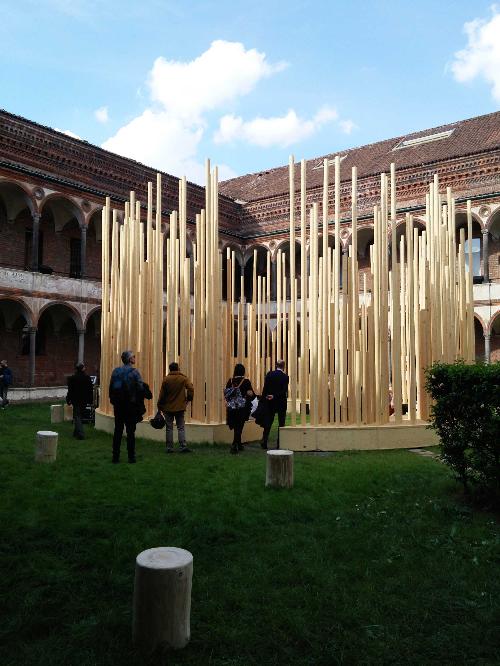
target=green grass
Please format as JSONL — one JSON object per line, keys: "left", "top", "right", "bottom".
{"left": 1, "top": 404, "right": 499, "bottom": 666}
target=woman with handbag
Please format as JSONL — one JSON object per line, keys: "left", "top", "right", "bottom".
{"left": 224, "top": 363, "right": 255, "bottom": 454}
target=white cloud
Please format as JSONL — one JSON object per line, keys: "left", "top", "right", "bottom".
{"left": 149, "top": 40, "right": 287, "bottom": 123}
{"left": 340, "top": 119, "right": 356, "bottom": 134}
{"left": 451, "top": 7, "right": 500, "bottom": 103}
{"left": 214, "top": 106, "right": 345, "bottom": 148}
{"left": 54, "top": 127, "right": 82, "bottom": 140}
{"left": 102, "top": 40, "right": 284, "bottom": 183}
{"left": 94, "top": 105, "right": 109, "bottom": 123}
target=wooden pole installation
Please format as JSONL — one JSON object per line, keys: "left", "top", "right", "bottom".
{"left": 98, "top": 156, "right": 474, "bottom": 431}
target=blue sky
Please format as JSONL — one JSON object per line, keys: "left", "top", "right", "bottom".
{"left": 1, "top": 0, "right": 499, "bottom": 183}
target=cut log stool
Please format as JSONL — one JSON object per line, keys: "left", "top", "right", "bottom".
{"left": 266, "top": 449, "right": 294, "bottom": 488}
{"left": 50, "top": 404, "right": 63, "bottom": 423}
{"left": 63, "top": 404, "right": 73, "bottom": 422}
{"left": 35, "top": 430, "right": 58, "bottom": 463}
{"left": 133, "top": 547, "right": 193, "bottom": 653}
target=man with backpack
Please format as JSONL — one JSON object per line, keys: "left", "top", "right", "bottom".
{"left": 157, "top": 362, "right": 194, "bottom": 453}
{"left": 109, "top": 350, "right": 144, "bottom": 463}
{"left": 0, "top": 360, "right": 13, "bottom": 409}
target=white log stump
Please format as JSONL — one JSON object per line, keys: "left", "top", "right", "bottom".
{"left": 266, "top": 449, "right": 294, "bottom": 488}
{"left": 63, "top": 404, "right": 73, "bottom": 422}
{"left": 50, "top": 404, "right": 63, "bottom": 424}
{"left": 35, "top": 430, "right": 58, "bottom": 463}
{"left": 133, "top": 547, "right": 193, "bottom": 653}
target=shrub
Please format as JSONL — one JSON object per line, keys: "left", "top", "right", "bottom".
{"left": 425, "top": 361, "right": 500, "bottom": 505}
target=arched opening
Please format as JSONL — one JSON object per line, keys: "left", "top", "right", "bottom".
{"left": 490, "top": 312, "right": 500, "bottom": 363}
{"left": 0, "top": 299, "right": 33, "bottom": 387}
{"left": 85, "top": 309, "right": 101, "bottom": 381}
{"left": 0, "top": 182, "right": 35, "bottom": 271}
{"left": 474, "top": 317, "right": 485, "bottom": 361}
{"left": 40, "top": 197, "right": 84, "bottom": 277}
{"left": 455, "top": 212, "right": 483, "bottom": 282}
{"left": 391, "top": 219, "right": 426, "bottom": 261}
{"left": 357, "top": 226, "right": 374, "bottom": 291}
{"left": 244, "top": 246, "right": 268, "bottom": 302}
{"left": 86, "top": 210, "right": 104, "bottom": 281}
{"left": 37, "top": 304, "right": 80, "bottom": 386}
{"left": 275, "top": 240, "right": 301, "bottom": 298}
{"left": 221, "top": 244, "right": 243, "bottom": 301}
{"left": 488, "top": 210, "right": 500, "bottom": 282}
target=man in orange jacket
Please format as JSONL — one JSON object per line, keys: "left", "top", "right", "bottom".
{"left": 157, "top": 362, "right": 194, "bottom": 453}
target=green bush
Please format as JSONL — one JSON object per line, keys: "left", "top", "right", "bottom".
{"left": 425, "top": 361, "right": 500, "bottom": 505}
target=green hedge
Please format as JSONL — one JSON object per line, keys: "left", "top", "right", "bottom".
{"left": 425, "top": 361, "right": 500, "bottom": 505}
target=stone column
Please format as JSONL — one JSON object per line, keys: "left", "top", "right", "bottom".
{"left": 78, "top": 329, "right": 85, "bottom": 364}
{"left": 484, "top": 333, "right": 491, "bottom": 364}
{"left": 482, "top": 229, "right": 489, "bottom": 283}
{"left": 31, "top": 213, "right": 41, "bottom": 272}
{"left": 80, "top": 225, "right": 87, "bottom": 279}
{"left": 29, "top": 327, "right": 37, "bottom": 386}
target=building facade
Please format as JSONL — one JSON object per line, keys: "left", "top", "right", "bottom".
{"left": 1, "top": 109, "right": 499, "bottom": 388}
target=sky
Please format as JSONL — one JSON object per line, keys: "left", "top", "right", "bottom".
{"left": 0, "top": 0, "right": 499, "bottom": 184}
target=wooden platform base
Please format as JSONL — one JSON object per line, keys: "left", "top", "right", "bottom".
{"left": 94, "top": 410, "right": 263, "bottom": 444}
{"left": 280, "top": 421, "right": 439, "bottom": 452}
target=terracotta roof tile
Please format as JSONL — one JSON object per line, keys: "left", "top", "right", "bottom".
{"left": 219, "top": 112, "right": 500, "bottom": 202}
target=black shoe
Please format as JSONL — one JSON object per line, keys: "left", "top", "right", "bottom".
{"left": 128, "top": 458, "right": 136, "bottom": 464}
{"left": 237, "top": 444, "right": 244, "bottom": 451}
{"left": 112, "top": 458, "right": 119, "bottom": 464}
{"left": 179, "top": 447, "right": 192, "bottom": 453}
{"left": 260, "top": 441, "right": 268, "bottom": 450}
{"left": 166, "top": 448, "right": 174, "bottom": 454}
{"left": 230, "top": 446, "right": 238, "bottom": 454}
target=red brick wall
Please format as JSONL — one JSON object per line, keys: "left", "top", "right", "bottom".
{"left": 0, "top": 212, "right": 33, "bottom": 270}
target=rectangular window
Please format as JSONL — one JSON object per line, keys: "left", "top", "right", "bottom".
{"left": 465, "top": 238, "right": 481, "bottom": 277}
{"left": 70, "top": 238, "right": 82, "bottom": 278}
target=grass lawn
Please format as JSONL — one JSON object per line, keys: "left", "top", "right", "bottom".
{"left": 1, "top": 404, "right": 499, "bottom": 666}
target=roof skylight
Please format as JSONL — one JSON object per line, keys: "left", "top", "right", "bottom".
{"left": 393, "top": 128, "right": 455, "bottom": 150}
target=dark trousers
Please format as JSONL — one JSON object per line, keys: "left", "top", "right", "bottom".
{"left": 113, "top": 403, "right": 137, "bottom": 461}
{"left": 262, "top": 401, "right": 287, "bottom": 448}
{"left": 0, "top": 384, "right": 8, "bottom": 407}
{"left": 73, "top": 403, "right": 85, "bottom": 438}
{"left": 232, "top": 413, "right": 246, "bottom": 449}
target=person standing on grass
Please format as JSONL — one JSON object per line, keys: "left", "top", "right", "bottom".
{"left": 224, "top": 363, "right": 255, "bottom": 454}
{"left": 66, "top": 362, "right": 93, "bottom": 439}
{"left": 109, "top": 350, "right": 144, "bottom": 464}
{"left": 157, "top": 362, "right": 194, "bottom": 454}
{"left": 0, "top": 360, "right": 13, "bottom": 409}
{"left": 260, "top": 359, "right": 289, "bottom": 450}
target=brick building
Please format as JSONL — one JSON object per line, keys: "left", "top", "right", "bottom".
{"left": 1, "top": 108, "right": 499, "bottom": 390}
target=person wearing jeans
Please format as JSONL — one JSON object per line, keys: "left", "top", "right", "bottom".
{"left": 109, "top": 350, "right": 144, "bottom": 463}
{"left": 157, "top": 362, "right": 194, "bottom": 453}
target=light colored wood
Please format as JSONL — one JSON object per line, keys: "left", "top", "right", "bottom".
{"left": 98, "top": 157, "right": 474, "bottom": 434}
{"left": 35, "top": 430, "right": 58, "bottom": 463}
{"left": 50, "top": 404, "right": 63, "bottom": 424}
{"left": 133, "top": 546, "right": 193, "bottom": 652}
{"left": 265, "top": 450, "right": 294, "bottom": 488}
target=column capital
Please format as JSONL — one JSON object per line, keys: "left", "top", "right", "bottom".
{"left": 482, "top": 228, "right": 489, "bottom": 236}
{"left": 32, "top": 212, "right": 41, "bottom": 223}
{"left": 28, "top": 326, "right": 37, "bottom": 334}
{"left": 484, "top": 332, "right": 491, "bottom": 340}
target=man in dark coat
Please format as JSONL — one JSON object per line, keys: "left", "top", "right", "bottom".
{"left": 66, "top": 362, "right": 94, "bottom": 439}
{"left": 260, "top": 359, "right": 289, "bottom": 449}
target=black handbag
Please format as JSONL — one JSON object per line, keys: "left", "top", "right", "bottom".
{"left": 150, "top": 410, "right": 166, "bottom": 429}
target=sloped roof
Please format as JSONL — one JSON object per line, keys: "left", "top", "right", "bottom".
{"left": 219, "top": 111, "right": 500, "bottom": 202}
